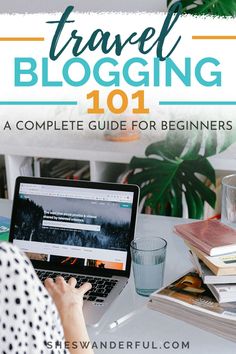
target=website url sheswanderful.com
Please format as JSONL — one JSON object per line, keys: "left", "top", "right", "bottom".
{"left": 46, "top": 340, "right": 190, "bottom": 351}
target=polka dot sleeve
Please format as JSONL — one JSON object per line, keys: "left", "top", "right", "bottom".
{"left": 0, "top": 242, "right": 69, "bottom": 354}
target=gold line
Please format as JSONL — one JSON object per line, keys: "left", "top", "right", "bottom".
{"left": 192, "top": 36, "right": 236, "bottom": 40}
{"left": 0, "top": 37, "right": 44, "bottom": 41}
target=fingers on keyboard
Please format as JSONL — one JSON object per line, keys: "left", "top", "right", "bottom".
{"left": 36, "top": 271, "right": 118, "bottom": 302}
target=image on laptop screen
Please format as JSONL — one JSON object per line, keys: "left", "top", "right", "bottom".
{"left": 11, "top": 182, "right": 135, "bottom": 271}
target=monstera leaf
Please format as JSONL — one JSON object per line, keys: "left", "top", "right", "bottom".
{"left": 167, "top": 0, "right": 236, "bottom": 16}
{"left": 128, "top": 130, "right": 236, "bottom": 219}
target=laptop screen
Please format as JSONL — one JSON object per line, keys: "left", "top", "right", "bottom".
{"left": 11, "top": 181, "right": 136, "bottom": 273}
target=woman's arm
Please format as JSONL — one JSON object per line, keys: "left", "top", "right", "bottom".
{"left": 45, "top": 277, "right": 94, "bottom": 354}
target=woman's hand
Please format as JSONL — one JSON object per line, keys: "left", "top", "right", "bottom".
{"left": 45, "top": 276, "right": 91, "bottom": 321}
{"left": 44, "top": 277, "right": 93, "bottom": 354}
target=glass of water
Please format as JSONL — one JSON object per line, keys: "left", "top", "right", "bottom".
{"left": 130, "top": 237, "right": 167, "bottom": 297}
{"left": 221, "top": 174, "right": 236, "bottom": 228}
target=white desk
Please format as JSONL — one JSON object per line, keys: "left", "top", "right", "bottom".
{"left": 1, "top": 199, "right": 235, "bottom": 354}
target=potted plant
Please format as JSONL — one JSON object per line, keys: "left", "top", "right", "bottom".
{"left": 128, "top": 130, "right": 236, "bottom": 219}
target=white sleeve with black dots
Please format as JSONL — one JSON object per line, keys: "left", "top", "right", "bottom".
{"left": 0, "top": 242, "right": 69, "bottom": 354}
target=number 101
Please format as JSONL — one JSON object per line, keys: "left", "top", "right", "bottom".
{"left": 87, "top": 90, "right": 150, "bottom": 114}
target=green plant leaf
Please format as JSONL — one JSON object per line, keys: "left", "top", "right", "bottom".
{"left": 127, "top": 127, "right": 236, "bottom": 218}
{"left": 181, "top": 131, "right": 202, "bottom": 160}
{"left": 129, "top": 156, "right": 168, "bottom": 170}
{"left": 198, "top": 129, "right": 236, "bottom": 157}
{"left": 179, "top": 0, "right": 236, "bottom": 16}
{"left": 128, "top": 163, "right": 177, "bottom": 186}
{"left": 184, "top": 182, "right": 204, "bottom": 219}
{"left": 204, "top": 131, "right": 217, "bottom": 157}
{"left": 183, "top": 158, "right": 216, "bottom": 185}
{"left": 170, "top": 182, "right": 183, "bottom": 217}
{"left": 219, "top": 129, "right": 236, "bottom": 154}
{"left": 184, "top": 188, "right": 197, "bottom": 219}
{"left": 145, "top": 141, "right": 176, "bottom": 161}
{"left": 128, "top": 154, "right": 216, "bottom": 218}
{"left": 191, "top": 189, "right": 204, "bottom": 219}
{"left": 164, "top": 131, "right": 190, "bottom": 157}
{"left": 139, "top": 181, "right": 160, "bottom": 201}
{"left": 158, "top": 190, "right": 170, "bottom": 216}
{"left": 184, "top": 171, "right": 216, "bottom": 208}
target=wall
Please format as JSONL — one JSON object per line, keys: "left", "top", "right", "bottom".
{"left": 0, "top": 0, "right": 167, "bottom": 13}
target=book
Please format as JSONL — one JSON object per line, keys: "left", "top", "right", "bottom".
{"left": 148, "top": 270, "right": 236, "bottom": 342}
{"left": 174, "top": 220, "right": 236, "bottom": 256}
{"left": 187, "top": 242, "right": 236, "bottom": 276}
{"left": 0, "top": 216, "right": 10, "bottom": 242}
{"left": 72, "top": 165, "right": 90, "bottom": 180}
{"left": 207, "top": 283, "right": 236, "bottom": 303}
{"left": 36, "top": 158, "right": 90, "bottom": 181}
{"left": 188, "top": 244, "right": 236, "bottom": 301}
{"left": 190, "top": 251, "right": 236, "bottom": 284}
{"left": 19, "top": 157, "right": 33, "bottom": 177}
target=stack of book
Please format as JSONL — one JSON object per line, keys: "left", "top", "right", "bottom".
{"left": 34, "top": 158, "right": 90, "bottom": 181}
{"left": 148, "top": 220, "right": 236, "bottom": 342}
{"left": 175, "top": 220, "right": 236, "bottom": 304}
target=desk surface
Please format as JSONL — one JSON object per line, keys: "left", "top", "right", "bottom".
{"left": 1, "top": 199, "right": 235, "bottom": 354}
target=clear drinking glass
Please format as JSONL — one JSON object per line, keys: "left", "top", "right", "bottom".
{"left": 130, "top": 237, "right": 167, "bottom": 297}
{"left": 221, "top": 174, "right": 236, "bottom": 228}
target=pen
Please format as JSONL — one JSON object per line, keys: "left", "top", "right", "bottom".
{"left": 109, "top": 306, "right": 145, "bottom": 329}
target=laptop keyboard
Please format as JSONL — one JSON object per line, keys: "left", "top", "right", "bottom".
{"left": 36, "top": 270, "right": 118, "bottom": 302}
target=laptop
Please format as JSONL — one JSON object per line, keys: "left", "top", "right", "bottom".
{"left": 9, "top": 176, "right": 139, "bottom": 327}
